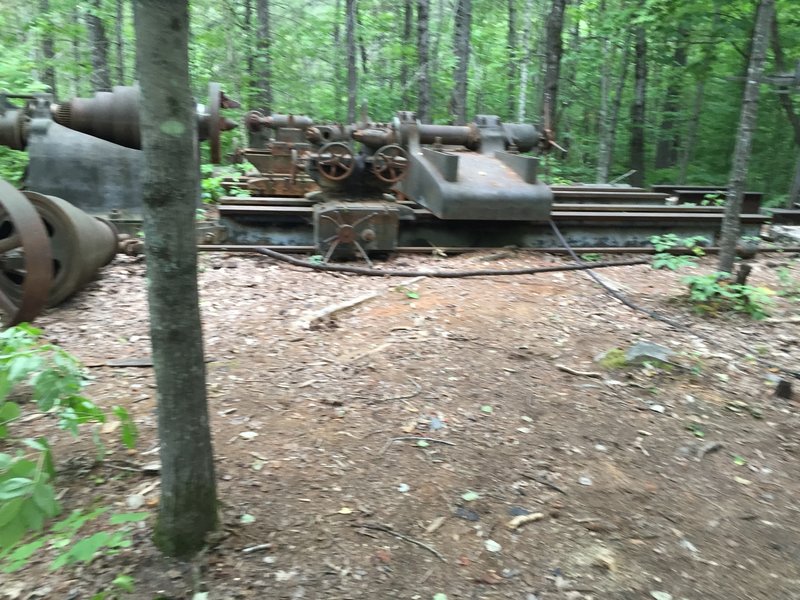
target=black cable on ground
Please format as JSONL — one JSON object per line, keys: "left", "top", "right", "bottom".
{"left": 546, "top": 219, "right": 800, "bottom": 381}
{"left": 254, "top": 247, "right": 648, "bottom": 277}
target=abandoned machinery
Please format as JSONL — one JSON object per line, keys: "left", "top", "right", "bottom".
{"left": 0, "top": 84, "right": 773, "bottom": 324}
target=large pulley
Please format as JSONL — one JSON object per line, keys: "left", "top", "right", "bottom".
{"left": 0, "top": 180, "right": 53, "bottom": 326}
{"left": 0, "top": 179, "right": 119, "bottom": 327}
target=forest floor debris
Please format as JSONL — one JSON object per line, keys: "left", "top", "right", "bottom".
{"left": 4, "top": 250, "right": 800, "bottom": 599}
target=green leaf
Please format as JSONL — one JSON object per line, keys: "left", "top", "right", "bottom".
{"left": 32, "top": 482, "right": 59, "bottom": 517}
{"left": 112, "top": 574, "right": 135, "bottom": 592}
{"left": 19, "top": 501, "right": 45, "bottom": 532}
{"left": 1, "top": 539, "right": 45, "bottom": 573}
{"left": 0, "top": 516, "right": 26, "bottom": 549}
{"left": 416, "top": 440, "right": 430, "bottom": 447}
{"left": 52, "top": 531, "right": 112, "bottom": 568}
{"left": 0, "top": 453, "right": 11, "bottom": 470}
{"left": 108, "top": 512, "right": 149, "bottom": 525}
{"left": 480, "top": 405, "right": 493, "bottom": 414}
{"left": 461, "top": 491, "right": 480, "bottom": 502}
{"left": 113, "top": 407, "right": 138, "bottom": 449}
{"left": 0, "top": 497, "right": 24, "bottom": 528}
{"left": 0, "top": 401, "right": 21, "bottom": 423}
{"left": 733, "top": 455, "right": 747, "bottom": 466}
{"left": 405, "top": 291, "right": 420, "bottom": 299}
{"left": 240, "top": 514, "right": 256, "bottom": 524}
{"left": 0, "top": 478, "right": 34, "bottom": 500}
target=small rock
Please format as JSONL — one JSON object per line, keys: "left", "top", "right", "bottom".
{"left": 484, "top": 539, "right": 502, "bottom": 553}
{"left": 578, "top": 476, "right": 593, "bottom": 486}
{"left": 625, "top": 341, "right": 675, "bottom": 365}
{"left": 167, "top": 569, "right": 182, "bottom": 580}
{"left": 224, "top": 259, "right": 240, "bottom": 268}
{"left": 126, "top": 494, "right": 145, "bottom": 509}
{"left": 397, "top": 483, "right": 410, "bottom": 493}
{"left": 650, "top": 404, "right": 666, "bottom": 414}
{"left": 650, "top": 593, "right": 673, "bottom": 600}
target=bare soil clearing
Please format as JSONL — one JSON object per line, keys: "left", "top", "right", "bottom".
{"left": 3, "top": 250, "right": 800, "bottom": 600}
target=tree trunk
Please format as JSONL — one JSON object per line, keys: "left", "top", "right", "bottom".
{"left": 678, "top": 3, "right": 721, "bottom": 184}
{"left": 87, "top": 0, "right": 111, "bottom": 91}
{"left": 39, "top": 0, "right": 57, "bottom": 97}
{"left": 516, "top": 0, "right": 535, "bottom": 122}
{"left": 541, "top": 0, "right": 567, "bottom": 135}
{"left": 595, "top": 0, "right": 610, "bottom": 182}
{"left": 133, "top": 0, "right": 218, "bottom": 559}
{"left": 356, "top": 4, "right": 368, "bottom": 75}
{"left": 629, "top": 23, "right": 647, "bottom": 188}
{"left": 718, "top": 0, "right": 774, "bottom": 273}
{"left": 115, "top": 0, "right": 125, "bottom": 85}
{"left": 654, "top": 29, "right": 688, "bottom": 170}
{"left": 790, "top": 152, "right": 800, "bottom": 207}
{"left": 770, "top": 12, "right": 800, "bottom": 206}
{"left": 254, "top": 0, "right": 272, "bottom": 112}
{"left": 507, "top": 0, "right": 518, "bottom": 120}
{"left": 401, "top": 0, "right": 413, "bottom": 108}
{"left": 72, "top": 8, "right": 82, "bottom": 96}
{"left": 450, "top": 0, "right": 472, "bottom": 125}
{"left": 346, "top": 0, "right": 357, "bottom": 123}
{"left": 416, "top": 0, "right": 431, "bottom": 122}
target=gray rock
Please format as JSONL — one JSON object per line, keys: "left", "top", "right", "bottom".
{"left": 625, "top": 341, "right": 675, "bottom": 365}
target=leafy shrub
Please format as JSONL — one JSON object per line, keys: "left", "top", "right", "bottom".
{"left": 650, "top": 234, "right": 708, "bottom": 271}
{"left": 0, "top": 324, "right": 140, "bottom": 569}
{"left": 682, "top": 272, "right": 774, "bottom": 319}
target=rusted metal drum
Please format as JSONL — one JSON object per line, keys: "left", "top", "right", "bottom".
{"left": 22, "top": 191, "right": 118, "bottom": 307}
{"left": 0, "top": 180, "right": 53, "bottom": 326}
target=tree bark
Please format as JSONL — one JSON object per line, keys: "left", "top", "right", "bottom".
{"left": 133, "top": 0, "right": 218, "bottom": 558}
{"left": 254, "top": 0, "right": 273, "bottom": 112}
{"left": 718, "top": 0, "right": 774, "bottom": 273}
{"left": 401, "top": 0, "right": 413, "bottom": 108}
{"left": 115, "top": 0, "right": 125, "bottom": 85}
{"left": 416, "top": 0, "right": 431, "bottom": 122}
{"left": 450, "top": 0, "right": 472, "bottom": 125}
{"left": 87, "top": 0, "right": 112, "bottom": 91}
{"left": 595, "top": 0, "right": 610, "bottom": 182}
{"left": 770, "top": 12, "right": 800, "bottom": 206}
{"left": 72, "top": 8, "right": 82, "bottom": 96}
{"left": 515, "top": 0, "right": 535, "bottom": 122}
{"left": 507, "top": 0, "right": 518, "bottom": 120}
{"left": 541, "top": 0, "right": 567, "bottom": 135}
{"left": 629, "top": 22, "right": 647, "bottom": 188}
{"left": 346, "top": 0, "right": 357, "bottom": 123}
{"left": 654, "top": 29, "right": 688, "bottom": 170}
{"left": 678, "top": 3, "right": 721, "bottom": 184}
{"left": 39, "top": 0, "right": 57, "bottom": 97}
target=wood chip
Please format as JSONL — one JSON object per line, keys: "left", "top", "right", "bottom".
{"left": 506, "top": 512, "right": 546, "bottom": 530}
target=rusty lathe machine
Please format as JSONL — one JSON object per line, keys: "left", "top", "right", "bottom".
{"left": 0, "top": 84, "right": 769, "bottom": 325}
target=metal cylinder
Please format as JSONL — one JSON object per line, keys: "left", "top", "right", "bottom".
{"left": 22, "top": 191, "right": 118, "bottom": 306}
{"left": 417, "top": 124, "right": 480, "bottom": 148}
{"left": 54, "top": 86, "right": 142, "bottom": 149}
{"left": 247, "top": 112, "right": 315, "bottom": 132}
{"left": 0, "top": 109, "right": 28, "bottom": 151}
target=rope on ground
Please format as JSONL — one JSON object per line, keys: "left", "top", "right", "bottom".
{"left": 254, "top": 247, "right": 648, "bottom": 278}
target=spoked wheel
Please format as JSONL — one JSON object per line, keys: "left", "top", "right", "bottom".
{"left": 316, "top": 142, "right": 355, "bottom": 181}
{"left": 317, "top": 209, "right": 380, "bottom": 266}
{"left": 371, "top": 144, "right": 409, "bottom": 183}
{"left": 0, "top": 180, "right": 53, "bottom": 326}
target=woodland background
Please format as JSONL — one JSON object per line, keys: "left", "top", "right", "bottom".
{"left": 0, "top": 0, "right": 798, "bottom": 204}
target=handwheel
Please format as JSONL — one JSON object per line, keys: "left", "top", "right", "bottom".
{"left": 0, "top": 180, "right": 52, "bottom": 326}
{"left": 316, "top": 142, "right": 355, "bottom": 181}
{"left": 371, "top": 144, "right": 409, "bottom": 183}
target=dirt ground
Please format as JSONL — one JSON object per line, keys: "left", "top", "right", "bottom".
{"left": 2, "top": 248, "right": 800, "bottom": 600}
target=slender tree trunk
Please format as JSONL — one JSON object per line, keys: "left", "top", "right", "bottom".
{"left": 72, "top": 8, "right": 82, "bottom": 96}
{"left": 507, "top": 0, "right": 518, "bottom": 120}
{"left": 595, "top": 0, "right": 610, "bottom": 182}
{"left": 39, "top": 0, "right": 57, "bottom": 97}
{"left": 770, "top": 12, "right": 800, "bottom": 206}
{"left": 790, "top": 152, "right": 800, "bottom": 207}
{"left": 450, "top": 0, "right": 472, "bottom": 125}
{"left": 417, "top": 0, "right": 431, "bottom": 122}
{"left": 87, "top": 0, "right": 112, "bottom": 91}
{"left": 541, "top": 0, "right": 567, "bottom": 135}
{"left": 254, "top": 0, "right": 272, "bottom": 112}
{"left": 516, "top": 0, "right": 535, "bottom": 122}
{"left": 133, "top": 0, "right": 218, "bottom": 558}
{"left": 654, "top": 29, "right": 688, "bottom": 169}
{"left": 346, "top": 0, "right": 357, "bottom": 122}
{"left": 678, "top": 3, "right": 721, "bottom": 184}
{"left": 629, "top": 23, "right": 647, "bottom": 188}
{"left": 605, "top": 36, "right": 632, "bottom": 178}
{"left": 115, "top": 0, "right": 125, "bottom": 85}
{"left": 718, "top": 0, "right": 774, "bottom": 273}
{"left": 401, "top": 0, "right": 413, "bottom": 108}
{"left": 356, "top": 4, "right": 368, "bottom": 75}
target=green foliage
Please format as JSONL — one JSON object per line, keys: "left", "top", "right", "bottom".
{"left": 580, "top": 253, "right": 603, "bottom": 262}
{"left": 650, "top": 234, "right": 708, "bottom": 270}
{"left": 682, "top": 272, "right": 774, "bottom": 319}
{"left": 700, "top": 193, "right": 724, "bottom": 207}
{"left": 0, "top": 325, "right": 139, "bottom": 566}
{"left": 776, "top": 264, "right": 800, "bottom": 300}
{"left": 0, "top": 149, "right": 28, "bottom": 185}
